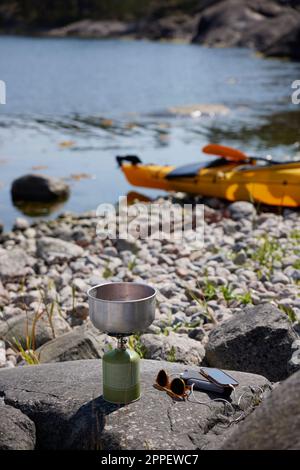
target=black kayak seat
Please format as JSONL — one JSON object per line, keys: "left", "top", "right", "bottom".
{"left": 116, "top": 155, "right": 142, "bottom": 167}
{"left": 165, "top": 158, "right": 228, "bottom": 180}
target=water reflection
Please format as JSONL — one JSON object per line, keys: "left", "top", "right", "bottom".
{"left": 205, "top": 110, "right": 300, "bottom": 151}
{"left": 12, "top": 197, "right": 69, "bottom": 217}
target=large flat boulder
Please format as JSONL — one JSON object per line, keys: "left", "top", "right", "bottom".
{"left": 205, "top": 304, "right": 298, "bottom": 382}
{"left": 222, "top": 369, "right": 300, "bottom": 450}
{"left": 0, "top": 404, "right": 36, "bottom": 450}
{"left": 0, "top": 359, "right": 270, "bottom": 450}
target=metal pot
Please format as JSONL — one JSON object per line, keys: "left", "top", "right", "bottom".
{"left": 87, "top": 282, "right": 156, "bottom": 335}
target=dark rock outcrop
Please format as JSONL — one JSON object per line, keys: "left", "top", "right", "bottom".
{"left": 192, "top": 0, "right": 300, "bottom": 60}
{"left": 0, "top": 404, "right": 36, "bottom": 450}
{"left": 261, "top": 22, "right": 300, "bottom": 61}
{"left": 222, "top": 369, "right": 300, "bottom": 450}
{"left": 11, "top": 174, "right": 70, "bottom": 203}
{"left": 205, "top": 304, "right": 298, "bottom": 382}
{"left": 0, "top": 359, "right": 269, "bottom": 450}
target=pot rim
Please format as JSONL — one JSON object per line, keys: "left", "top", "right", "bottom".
{"left": 87, "top": 281, "right": 157, "bottom": 305}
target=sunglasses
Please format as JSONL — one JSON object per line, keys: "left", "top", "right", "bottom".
{"left": 154, "top": 369, "right": 190, "bottom": 400}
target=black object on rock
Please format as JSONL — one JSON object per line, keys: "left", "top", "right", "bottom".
{"left": 11, "top": 174, "right": 70, "bottom": 203}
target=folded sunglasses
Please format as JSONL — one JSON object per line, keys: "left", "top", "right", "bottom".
{"left": 154, "top": 369, "right": 191, "bottom": 400}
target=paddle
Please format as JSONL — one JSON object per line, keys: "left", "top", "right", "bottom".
{"left": 202, "top": 144, "right": 290, "bottom": 165}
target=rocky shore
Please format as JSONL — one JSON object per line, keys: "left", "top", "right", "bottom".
{"left": 0, "top": 0, "right": 300, "bottom": 61}
{"left": 0, "top": 196, "right": 300, "bottom": 449}
{"left": 0, "top": 196, "right": 299, "bottom": 369}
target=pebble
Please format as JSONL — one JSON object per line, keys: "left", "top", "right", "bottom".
{"left": 234, "top": 251, "right": 247, "bottom": 265}
{"left": 0, "top": 340, "right": 6, "bottom": 367}
{"left": 13, "top": 217, "right": 30, "bottom": 231}
{"left": 271, "top": 272, "right": 290, "bottom": 285}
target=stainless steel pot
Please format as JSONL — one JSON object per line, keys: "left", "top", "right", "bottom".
{"left": 87, "top": 282, "right": 156, "bottom": 335}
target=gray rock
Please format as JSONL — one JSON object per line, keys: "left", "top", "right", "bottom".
{"left": 36, "top": 236, "right": 84, "bottom": 263}
{"left": 234, "top": 251, "right": 247, "bottom": 265}
{"left": 140, "top": 332, "right": 205, "bottom": 365}
{"left": 261, "top": 20, "right": 300, "bottom": 61}
{"left": 222, "top": 369, "right": 300, "bottom": 450}
{"left": 0, "top": 248, "right": 33, "bottom": 279}
{"left": 192, "top": 0, "right": 300, "bottom": 62}
{"left": 271, "top": 272, "right": 290, "bottom": 284}
{"left": 205, "top": 304, "right": 298, "bottom": 382}
{"left": 48, "top": 19, "right": 135, "bottom": 39}
{"left": 68, "top": 302, "right": 89, "bottom": 321}
{"left": 188, "top": 327, "right": 206, "bottom": 342}
{"left": 159, "top": 283, "right": 178, "bottom": 299}
{"left": 103, "top": 246, "right": 118, "bottom": 257}
{"left": 115, "top": 238, "right": 139, "bottom": 253}
{"left": 228, "top": 201, "right": 256, "bottom": 221}
{"left": 287, "top": 339, "right": 300, "bottom": 375}
{"left": 0, "top": 312, "right": 71, "bottom": 349}
{"left": 0, "top": 340, "right": 6, "bottom": 367}
{"left": 11, "top": 174, "right": 70, "bottom": 202}
{"left": 0, "top": 404, "right": 36, "bottom": 450}
{"left": 35, "top": 328, "right": 110, "bottom": 363}
{"left": 72, "top": 278, "right": 88, "bottom": 292}
{"left": 0, "top": 359, "right": 269, "bottom": 450}
{"left": 0, "top": 280, "right": 8, "bottom": 304}
{"left": 13, "top": 217, "right": 30, "bottom": 231}
{"left": 1, "top": 306, "right": 25, "bottom": 321}
{"left": 14, "top": 294, "right": 40, "bottom": 310}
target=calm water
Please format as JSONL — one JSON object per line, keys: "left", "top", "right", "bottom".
{"left": 0, "top": 37, "right": 300, "bottom": 228}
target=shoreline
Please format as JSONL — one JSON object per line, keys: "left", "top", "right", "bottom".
{"left": 1, "top": 0, "right": 300, "bottom": 62}
{"left": 0, "top": 28, "right": 296, "bottom": 63}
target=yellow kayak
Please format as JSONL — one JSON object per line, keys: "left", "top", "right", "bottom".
{"left": 117, "top": 155, "right": 300, "bottom": 207}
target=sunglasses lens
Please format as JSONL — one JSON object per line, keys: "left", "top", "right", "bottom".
{"left": 156, "top": 370, "right": 168, "bottom": 387}
{"left": 171, "top": 378, "right": 185, "bottom": 396}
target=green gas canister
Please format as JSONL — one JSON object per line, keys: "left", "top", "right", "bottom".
{"left": 102, "top": 337, "right": 140, "bottom": 404}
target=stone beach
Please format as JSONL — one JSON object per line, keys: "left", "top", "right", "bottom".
{"left": 0, "top": 195, "right": 300, "bottom": 449}
{"left": 0, "top": 196, "right": 299, "bottom": 370}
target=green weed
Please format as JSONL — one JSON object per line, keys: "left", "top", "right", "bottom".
{"left": 128, "top": 334, "right": 147, "bottom": 359}
{"left": 166, "top": 346, "right": 176, "bottom": 362}
{"left": 103, "top": 263, "right": 113, "bottom": 279}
